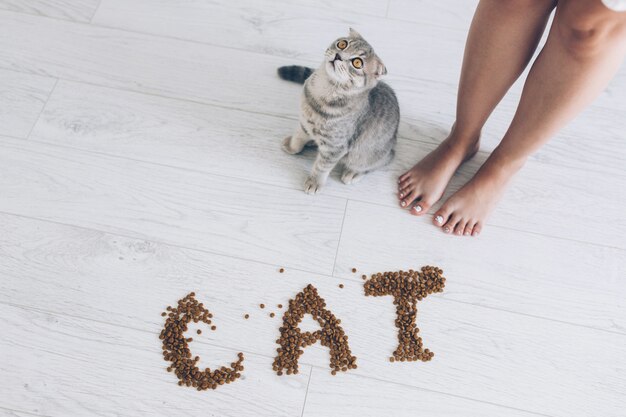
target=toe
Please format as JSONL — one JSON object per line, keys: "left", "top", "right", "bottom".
{"left": 399, "top": 190, "right": 418, "bottom": 209}
{"left": 398, "top": 175, "right": 413, "bottom": 188}
{"left": 463, "top": 222, "right": 474, "bottom": 236}
{"left": 398, "top": 184, "right": 414, "bottom": 199}
{"left": 471, "top": 222, "right": 482, "bottom": 236}
{"left": 433, "top": 205, "right": 453, "bottom": 228}
{"left": 411, "top": 198, "right": 432, "bottom": 217}
{"left": 442, "top": 214, "right": 460, "bottom": 234}
{"left": 410, "top": 199, "right": 424, "bottom": 216}
{"left": 454, "top": 219, "right": 467, "bottom": 236}
{"left": 398, "top": 186, "right": 408, "bottom": 199}
{"left": 398, "top": 171, "right": 413, "bottom": 184}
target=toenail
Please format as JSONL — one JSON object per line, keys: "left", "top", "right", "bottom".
{"left": 443, "top": 226, "right": 450, "bottom": 233}
{"left": 400, "top": 192, "right": 404, "bottom": 198}
{"left": 456, "top": 230, "right": 462, "bottom": 235}
{"left": 464, "top": 231, "right": 470, "bottom": 236}
{"left": 401, "top": 201, "right": 407, "bottom": 207}
{"left": 435, "top": 215, "right": 444, "bottom": 224}
{"left": 412, "top": 205, "right": 422, "bottom": 213}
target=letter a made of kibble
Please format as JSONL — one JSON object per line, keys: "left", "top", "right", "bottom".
{"left": 272, "top": 284, "right": 357, "bottom": 375}
{"left": 363, "top": 267, "right": 446, "bottom": 362}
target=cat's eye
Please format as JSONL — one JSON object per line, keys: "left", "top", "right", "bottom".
{"left": 336, "top": 40, "right": 348, "bottom": 50}
{"left": 352, "top": 58, "right": 363, "bottom": 69}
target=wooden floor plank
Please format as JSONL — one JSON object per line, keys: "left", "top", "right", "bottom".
{"left": 0, "top": 0, "right": 100, "bottom": 22}
{"left": 0, "top": 137, "right": 346, "bottom": 274}
{"left": 0, "top": 69, "right": 55, "bottom": 138}
{"left": 0, "top": 303, "right": 311, "bottom": 417}
{"left": 387, "top": 0, "right": 478, "bottom": 28}
{"left": 91, "top": 0, "right": 464, "bottom": 83}
{"left": 303, "top": 370, "right": 539, "bottom": 417}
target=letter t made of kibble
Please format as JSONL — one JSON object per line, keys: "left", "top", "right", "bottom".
{"left": 363, "top": 267, "right": 446, "bottom": 362}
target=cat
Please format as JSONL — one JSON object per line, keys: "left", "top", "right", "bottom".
{"left": 278, "top": 28, "right": 399, "bottom": 194}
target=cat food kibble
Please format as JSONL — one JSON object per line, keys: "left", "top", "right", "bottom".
{"left": 273, "top": 284, "right": 357, "bottom": 376}
{"left": 339, "top": 284, "right": 344, "bottom": 288}
{"left": 244, "top": 314, "right": 249, "bottom": 319}
{"left": 270, "top": 312, "right": 275, "bottom": 318}
{"left": 364, "top": 266, "right": 445, "bottom": 363}
{"left": 159, "top": 292, "right": 244, "bottom": 390}
{"left": 279, "top": 268, "right": 285, "bottom": 273}
{"left": 351, "top": 268, "right": 357, "bottom": 273}
{"left": 260, "top": 304, "right": 265, "bottom": 309}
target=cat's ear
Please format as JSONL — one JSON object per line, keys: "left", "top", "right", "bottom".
{"left": 368, "top": 55, "right": 387, "bottom": 78}
{"left": 376, "top": 60, "right": 388, "bottom": 77}
{"left": 349, "top": 27, "right": 363, "bottom": 39}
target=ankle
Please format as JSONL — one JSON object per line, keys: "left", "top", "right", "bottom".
{"left": 443, "top": 125, "right": 481, "bottom": 158}
{"left": 490, "top": 146, "right": 528, "bottom": 173}
{"left": 479, "top": 150, "right": 526, "bottom": 185}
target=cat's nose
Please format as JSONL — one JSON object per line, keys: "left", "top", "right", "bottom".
{"left": 334, "top": 53, "right": 342, "bottom": 62}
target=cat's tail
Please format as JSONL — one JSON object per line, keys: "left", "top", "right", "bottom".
{"left": 277, "top": 65, "right": 314, "bottom": 84}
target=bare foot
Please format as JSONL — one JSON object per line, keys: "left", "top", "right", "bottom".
{"left": 397, "top": 129, "right": 479, "bottom": 215}
{"left": 433, "top": 153, "right": 523, "bottom": 236}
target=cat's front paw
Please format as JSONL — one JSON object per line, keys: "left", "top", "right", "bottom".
{"left": 304, "top": 176, "right": 323, "bottom": 195}
{"left": 282, "top": 136, "right": 301, "bottom": 155}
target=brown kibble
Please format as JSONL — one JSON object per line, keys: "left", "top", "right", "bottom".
{"left": 364, "top": 266, "right": 445, "bottom": 364}
{"left": 160, "top": 292, "right": 244, "bottom": 390}
{"left": 351, "top": 268, "right": 357, "bottom": 273}
{"left": 270, "top": 312, "right": 275, "bottom": 318}
{"left": 277, "top": 304, "right": 283, "bottom": 309}
{"left": 211, "top": 325, "right": 217, "bottom": 331}
{"left": 361, "top": 274, "right": 367, "bottom": 280}
{"left": 279, "top": 268, "right": 285, "bottom": 273}
{"left": 260, "top": 304, "right": 265, "bottom": 309}
{"left": 273, "top": 284, "right": 356, "bottom": 377}
{"left": 339, "top": 284, "right": 344, "bottom": 288}
{"left": 244, "top": 314, "right": 249, "bottom": 319}
{"left": 161, "top": 312, "right": 167, "bottom": 317}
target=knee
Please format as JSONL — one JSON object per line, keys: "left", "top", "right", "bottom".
{"left": 559, "top": 22, "right": 607, "bottom": 58}
{"left": 557, "top": 3, "right": 626, "bottom": 58}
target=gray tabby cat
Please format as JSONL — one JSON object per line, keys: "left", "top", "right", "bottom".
{"left": 278, "top": 28, "right": 399, "bottom": 194}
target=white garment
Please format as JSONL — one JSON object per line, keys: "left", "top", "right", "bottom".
{"left": 602, "top": 0, "right": 626, "bottom": 12}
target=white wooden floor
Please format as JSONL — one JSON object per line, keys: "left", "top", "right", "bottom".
{"left": 1, "top": 1, "right": 625, "bottom": 416}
